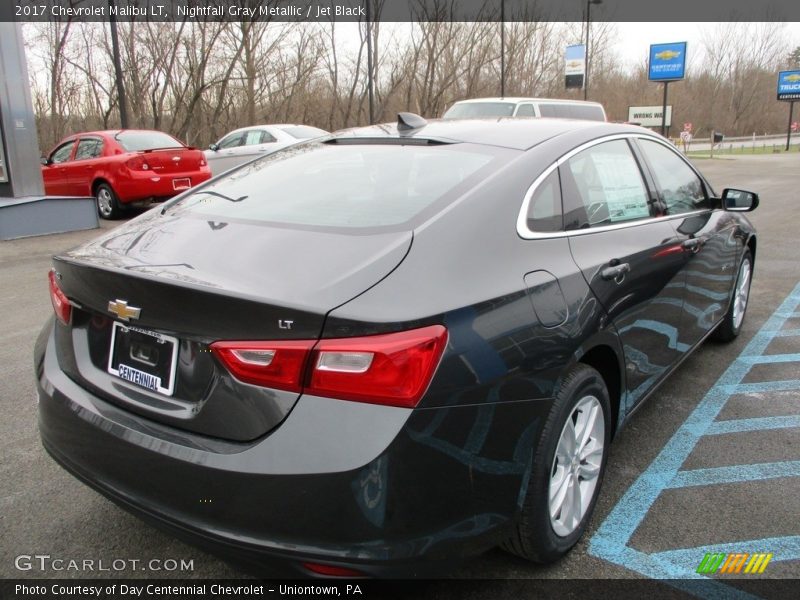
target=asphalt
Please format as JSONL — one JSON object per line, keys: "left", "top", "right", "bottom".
{"left": 1, "top": 154, "right": 798, "bottom": 587}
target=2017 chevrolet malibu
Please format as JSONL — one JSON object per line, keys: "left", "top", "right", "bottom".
{"left": 35, "top": 115, "right": 758, "bottom": 577}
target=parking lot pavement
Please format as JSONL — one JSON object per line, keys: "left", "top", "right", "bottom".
{"left": 2, "top": 154, "right": 799, "bottom": 584}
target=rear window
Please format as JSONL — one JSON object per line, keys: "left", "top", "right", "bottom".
{"left": 278, "top": 125, "right": 328, "bottom": 139}
{"left": 172, "top": 143, "right": 499, "bottom": 229}
{"left": 443, "top": 102, "right": 516, "bottom": 119}
{"left": 116, "top": 131, "right": 183, "bottom": 152}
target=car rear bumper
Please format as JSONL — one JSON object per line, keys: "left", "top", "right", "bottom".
{"left": 36, "top": 324, "right": 544, "bottom": 577}
{"left": 115, "top": 170, "right": 211, "bottom": 204}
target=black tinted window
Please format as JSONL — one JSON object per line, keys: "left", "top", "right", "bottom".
{"left": 527, "top": 170, "right": 563, "bottom": 232}
{"left": 567, "top": 105, "right": 605, "bottom": 121}
{"left": 116, "top": 131, "right": 183, "bottom": 152}
{"left": 561, "top": 140, "right": 651, "bottom": 229}
{"left": 174, "top": 143, "right": 499, "bottom": 229}
{"left": 638, "top": 139, "right": 710, "bottom": 214}
{"left": 538, "top": 104, "right": 558, "bottom": 118}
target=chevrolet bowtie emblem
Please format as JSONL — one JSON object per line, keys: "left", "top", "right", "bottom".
{"left": 108, "top": 299, "right": 141, "bottom": 321}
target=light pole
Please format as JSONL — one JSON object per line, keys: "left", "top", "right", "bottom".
{"left": 584, "top": 0, "right": 602, "bottom": 101}
{"left": 500, "top": 0, "right": 505, "bottom": 97}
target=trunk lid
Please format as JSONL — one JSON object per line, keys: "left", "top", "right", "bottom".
{"left": 141, "top": 147, "right": 206, "bottom": 174}
{"left": 53, "top": 210, "right": 412, "bottom": 441}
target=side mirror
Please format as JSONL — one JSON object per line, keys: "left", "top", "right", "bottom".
{"left": 722, "top": 188, "right": 759, "bottom": 212}
{"left": 40, "top": 156, "right": 50, "bottom": 166}
{"left": 208, "top": 143, "right": 219, "bottom": 152}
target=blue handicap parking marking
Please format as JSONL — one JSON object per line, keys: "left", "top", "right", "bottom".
{"left": 589, "top": 282, "right": 800, "bottom": 591}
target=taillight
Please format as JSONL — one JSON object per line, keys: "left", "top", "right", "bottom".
{"left": 48, "top": 270, "right": 71, "bottom": 325}
{"left": 309, "top": 326, "right": 448, "bottom": 408}
{"left": 210, "top": 340, "right": 315, "bottom": 393}
{"left": 210, "top": 325, "right": 448, "bottom": 408}
{"left": 126, "top": 156, "right": 150, "bottom": 170}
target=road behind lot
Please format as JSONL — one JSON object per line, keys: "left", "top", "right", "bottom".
{"left": 1, "top": 154, "right": 798, "bottom": 584}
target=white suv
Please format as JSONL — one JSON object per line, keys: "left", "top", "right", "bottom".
{"left": 442, "top": 97, "right": 607, "bottom": 121}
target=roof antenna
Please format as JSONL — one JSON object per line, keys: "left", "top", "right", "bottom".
{"left": 397, "top": 112, "right": 427, "bottom": 132}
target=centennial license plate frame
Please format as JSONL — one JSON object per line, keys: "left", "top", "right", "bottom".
{"left": 107, "top": 322, "right": 178, "bottom": 396}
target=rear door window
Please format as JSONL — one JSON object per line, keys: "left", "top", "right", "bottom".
{"left": 74, "top": 138, "right": 103, "bottom": 160}
{"left": 244, "top": 130, "right": 276, "bottom": 145}
{"left": 538, "top": 104, "right": 558, "bottom": 118}
{"left": 515, "top": 104, "right": 535, "bottom": 117}
{"left": 561, "top": 140, "right": 651, "bottom": 229}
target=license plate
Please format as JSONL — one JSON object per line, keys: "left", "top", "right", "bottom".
{"left": 107, "top": 322, "right": 178, "bottom": 396}
{"left": 173, "top": 178, "right": 191, "bottom": 191}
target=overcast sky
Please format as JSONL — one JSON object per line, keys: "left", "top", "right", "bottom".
{"left": 333, "top": 21, "right": 800, "bottom": 75}
{"left": 613, "top": 22, "right": 800, "bottom": 70}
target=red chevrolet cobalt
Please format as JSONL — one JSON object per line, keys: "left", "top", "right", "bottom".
{"left": 41, "top": 130, "right": 212, "bottom": 219}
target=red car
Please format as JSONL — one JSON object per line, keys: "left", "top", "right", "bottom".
{"left": 41, "top": 130, "right": 212, "bottom": 219}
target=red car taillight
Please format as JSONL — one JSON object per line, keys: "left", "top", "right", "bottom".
{"left": 126, "top": 156, "right": 151, "bottom": 171}
{"left": 210, "top": 325, "right": 448, "bottom": 408}
{"left": 48, "top": 270, "right": 71, "bottom": 325}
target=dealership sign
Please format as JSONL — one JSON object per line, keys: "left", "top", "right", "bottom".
{"left": 648, "top": 42, "right": 687, "bottom": 81}
{"left": 628, "top": 105, "right": 672, "bottom": 127}
{"left": 565, "top": 44, "right": 586, "bottom": 89}
{"left": 777, "top": 70, "right": 800, "bottom": 101}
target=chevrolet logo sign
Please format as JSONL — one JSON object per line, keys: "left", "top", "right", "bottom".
{"left": 108, "top": 299, "right": 141, "bottom": 321}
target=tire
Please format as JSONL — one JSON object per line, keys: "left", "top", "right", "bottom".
{"left": 95, "top": 183, "right": 123, "bottom": 220}
{"left": 503, "top": 364, "right": 611, "bottom": 563}
{"left": 711, "top": 249, "right": 753, "bottom": 343}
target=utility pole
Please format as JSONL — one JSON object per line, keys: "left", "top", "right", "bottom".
{"left": 108, "top": 0, "right": 128, "bottom": 129}
{"left": 365, "top": 1, "right": 374, "bottom": 125}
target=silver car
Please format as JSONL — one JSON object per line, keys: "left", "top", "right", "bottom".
{"left": 204, "top": 124, "right": 329, "bottom": 175}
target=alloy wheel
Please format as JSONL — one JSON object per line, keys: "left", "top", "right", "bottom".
{"left": 97, "top": 188, "right": 113, "bottom": 218}
{"left": 549, "top": 395, "right": 605, "bottom": 537}
{"left": 732, "top": 258, "right": 751, "bottom": 330}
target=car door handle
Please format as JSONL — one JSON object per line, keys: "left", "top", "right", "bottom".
{"left": 601, "top": 263, "right": 631, "bottom": 281}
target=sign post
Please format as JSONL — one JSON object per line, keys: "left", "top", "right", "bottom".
{"left": 648, "top": 42, "right": 687, "bottom": 137}
{"left": 777, "top": 70, "right": 800, "bottom": 151}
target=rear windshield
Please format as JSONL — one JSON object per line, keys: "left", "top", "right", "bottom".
{"left": 116, "top": 131, "right": 184, "bottom": 152}
{"left": 278, "top": 125, "right": 328, "bottom": 139}
{"left": 443, "top": 102, "right": 516, "bottom": 119}
{"left": 170, "top": 143, "right": 499, "bottom": 229}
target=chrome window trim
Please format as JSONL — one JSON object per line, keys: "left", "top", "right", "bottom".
{"left": 516, "top": 133, "right": 711, "bottom": 240}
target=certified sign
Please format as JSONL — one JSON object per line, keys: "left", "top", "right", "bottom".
{"left": 777, "top": 70, "right": 800, "bottom": 101}
{"left": 649, "top": 42, "right": 687, "bottom": 81}
{"left": 628, "top": 105, "right": 672, "bottom": 127}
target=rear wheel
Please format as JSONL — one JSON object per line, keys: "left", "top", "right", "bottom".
{"left": 712, "top": 249, "right": 753, "bottom": 342}
{"left": 503, "top": 364, "right": 610, "bottom": 563}
{"left": 95, "top": 183, "right": 122, "bottom": 220}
